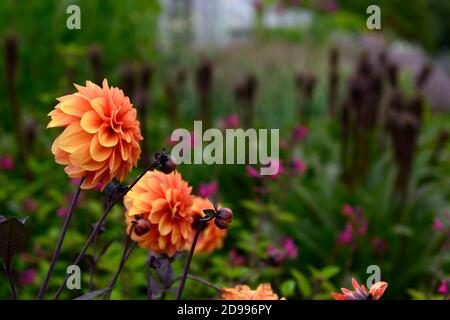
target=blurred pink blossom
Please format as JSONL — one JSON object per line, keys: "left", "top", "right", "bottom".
{"left": 70, "top": 177, "right": 82, "bottom": 186}
{"left": 22, "top": 198, "right": 37, "bottom": 212}
{"left": 229, "top": 249, "right": 246, "bottom": 266}
{"left": 341, "top": 203, "right": 354, "bottom": 216}
{"left": 198, "top": 181, "right": 218, "bottom": 198}
{"left": 291, "top": 126, "right": 308, "bottom": 142}
{"left": 220, "top": 113, "right": 240, "bottom": 129}
{"left": 0, "top": 155, "right": 15, "bottom": 170}
{"left": 57, "top": 207, "right": 68, "bottom": 218}
{"left": 371, "top": 237, "right": 389, "bottom": 256}
{"left": 432, "top": 217, "right": 444, "bottom": 231}
{"left": 338, "top": 223, "right": 354, "bottom": 245}
{"left": 289, "top": 158, "right": 306, "bottom": 175}
{"left": 18, "top": 268, "right": 37, "bottom": 286}
{"left": 283, "top": 238, "right": 298, "bottom": 258}
{"left": 246, "top": 165, "right": 261, "bottom": 178}
{"left": 438, "top": 279, "right": 449, "bottom": 294}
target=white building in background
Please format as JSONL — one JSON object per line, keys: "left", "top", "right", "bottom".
{"left": 159, "top": 0, "right": 254, "bottom": 49}
{"left": 158, "top": 0, "right": 314, "bottom": 50}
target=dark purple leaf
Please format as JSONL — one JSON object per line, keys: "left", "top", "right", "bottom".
{"left": 0, "top": 218, "right": 30, "bottom": 266}
{"left": 203, "top": 209, "right": 216, "bottom": 217}
{"left": 74, "top": 288, "right": 110, "bottom": 300}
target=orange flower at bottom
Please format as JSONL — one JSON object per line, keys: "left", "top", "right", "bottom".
{"left": 331, "top": 278, "right": 388, "bottom": 300}
{"left": 191, "top": 197, "right": 227, "bottom": 254}
{"left": 222, "top": 284, "right": 284, "bottom": 300}
{"left": 124, "top": 170, "right": 194, "bottom": 257}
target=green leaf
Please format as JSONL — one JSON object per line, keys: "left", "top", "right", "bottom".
{"left": 291, "top": 270, "right": 312, "bottom": 298}
{"left": 320, "top": 266, "right": 340, "bottom": 280}
{"left": 280, "top": 280, "right": 296, "bottom": 297}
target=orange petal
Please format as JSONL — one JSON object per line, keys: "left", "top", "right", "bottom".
{"left": 98, "top": 125, "right": 119, "bottom": 147}
{"left": 158, "top": 214, "right": 172, "bottom": 236}
{"left": 369, "top": 282, "right": 388, "bottom": 300}
{"left": 58, "top": 96, "right": 91, "bottom": 117}
{"left": 90, "top": 134, "right": 113, "bottom": 162}
{"left": 81, "top": 110, "right": 104, "bottom": 133}
{"left": 90, "top": 97, "right": 107, "bottom": 119}
{"left": 58, "top": 124, "right": 92, "bottom": 153}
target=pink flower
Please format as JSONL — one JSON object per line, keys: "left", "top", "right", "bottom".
{"left": 338, "top": 223, "right": 354, "bottom": 245}
{"left": 22, "top": 198, "right": 37, "bottom": 212}
{"left": 432, "top": 218, "right": 444, "bottom": 231}
{"left": 438, "top": 280, "right": 449, "bottom": 294}
{"left": 291, "top": 126, "right": 308, "bottom": 142}
{"left": 57, "top": 207, "right": 68, "bottom": 218}
{"left": 246, "top": 165, "right": 261, "bottom": 178}
{"left": 0, "top": 155, "right": 15, "bottom": 170}
{"left": 229, "top": 249, "right": 246, "bottom": 266}
{"left": 198, "top": 181, "right": 218, "bottom": 198}
{"left": 283, "top": 238, "right": 298, "bottom": 258}
{"left": 220, "top": 113, "right": 240, "bottom": 129}
{"left": 70, "top": 177, "right": 82, "bottom": 186}
{"left": 18, "top": 268, "right": 37, "bottom": 286}
{"left": 341, "top": 203, "right": 354, "bottom": 216}
{"left": 266, "top": 160, "right": 284, "bottom": 179}
{"left": 289, "top": 158, "right": 306, "bottom": 175}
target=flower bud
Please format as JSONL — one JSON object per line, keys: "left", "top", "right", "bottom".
{"left": 159, "top": 154, "right": 177, "bottom": 174}
{"left": 215, "top": 208, "right": 233, "bottom": 230}
{"left": 134, "top": 218, "right": 151, "bottom": 236}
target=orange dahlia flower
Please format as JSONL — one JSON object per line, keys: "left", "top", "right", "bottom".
{"left": 191, "top": 197, "right": 227, "bottom": 254}
{"left": 124, "top": 170, "right": 194, "bottom": 257}
{"left": 48, "top": 79, "right": 142, "bottom": 189}
{"left": 222, "top": 284, "right": 284, "bottom": 300}
{"left": 331, "top": 278, "right": 388, "bottom": 300}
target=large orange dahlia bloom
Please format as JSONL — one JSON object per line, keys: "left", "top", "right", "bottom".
{"left": 222, "top": 284, "right": 284, "bottom": 300}
{"left": 125, "top": 171, "right": 194, "bottom": 257}
{"left": 191, "top": 197, "right": 227, "bottom": 254}
{"left": 48, "top": 80, "right": 142, "bottom": 189}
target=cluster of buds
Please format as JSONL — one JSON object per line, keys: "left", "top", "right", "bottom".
{"left": 195, "top": 58, "right": 213, "bottom": 128}
{"left": 234, "top": 74, "right": 258, "bottom": 128}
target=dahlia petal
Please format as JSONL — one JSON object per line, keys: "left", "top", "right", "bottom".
{"left": 331, "top": 293, "right": 347, "bottom": 300}
{"left": 158, "top": 214, "right": 172, "bottom": 236}
{"left": 81, "top": 110, "right": 103, "bottom": 133}
{"left": 90, "top": 97, "right": 107, "bottom": 119}
{"left": 90, "top": 134, "right": 113, "bottom": 162}
{"left": 64, "top": 165, "right": 85, "bottom": 177}
{"left": 58, "top": 124, "right": 92, "bottom": 153}
{"left": 352, "top": 278, "right": 361, "bottom": 291}
{"left": 109, "top": 149, "right": 122, "bottom": 173}
{"left": 369, "top": 282, "right": 388, "bottom": 300}
{"left": 58, "top": 97, "right": 90, "bottom": 117}
{"left": 98, "top": 125, "right": 119, "bottom": 147}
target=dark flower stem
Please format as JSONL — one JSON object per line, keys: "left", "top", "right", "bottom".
{"left": 36, "top": 177, "right": 85, "bottom": 300}
{"left": 103, "top": 225, "right": 136, "bottom": 300}
{"left": 176, "top": 220, "right": 204, "bottom": 300}
{"left": 5, "top": 265, "right": 18, "bottom": 300}
{"left": 54, "top": 160, "right": 160, "bottom": 299}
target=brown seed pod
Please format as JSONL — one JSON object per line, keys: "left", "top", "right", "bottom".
{"left": 134, "top": 218, "right": 151, "bottom": 236}
{"left": 214, "top": 208, "right": 233, "bottom": 230}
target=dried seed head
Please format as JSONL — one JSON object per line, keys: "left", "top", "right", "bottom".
{"left": 134, "top": 217, "right": 151, "bottom": 236}
{"left": 215, "top": 208, "right": 233, "bottom": 230}
{"left": 158, "top": 154, "right": 177, "bottom": 174}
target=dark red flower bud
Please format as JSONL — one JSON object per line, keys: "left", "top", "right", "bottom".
{"left": 214, "top": 208, "right": 233, "bottom": 230}
{"left": 159, "top": 154, "right": 177, "bottom": 174}
{"left": 134, "top": 218, "right": 151, "bottom": 236}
